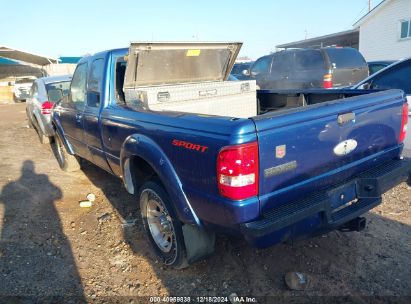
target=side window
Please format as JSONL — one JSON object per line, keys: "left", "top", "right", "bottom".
{"left": 70, "top": 63, "right": 87, "bottom": 110}
{"left": 370, "top": 61, "right": 411, "bottom": 94}
{"left": 294, "top": 50, "right": 324, "bottom": 70}
{"left": 400, "top": 19, "right": 411, "bottom": 39}
{"left": 115, "top": 59, "right": 127, "bottom": 104}
{"left": 250, "top": 56, "right": 271, "bottom": 76}
{"left": 369, "top": 64, "right": 387, "bottom": 75}
{"left": 87, "top": 59, "right": 104, "bottom": 107}
{"left": 271, "top": 52, "right": 293, "bottom": 74}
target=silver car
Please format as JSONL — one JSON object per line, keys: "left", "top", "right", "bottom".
{"left": 26, "top": 75, "right": 72, "bottom": 144}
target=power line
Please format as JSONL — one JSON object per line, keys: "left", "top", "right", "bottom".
{"left": 350, "top": 1, "right": 369, "bottom": 26}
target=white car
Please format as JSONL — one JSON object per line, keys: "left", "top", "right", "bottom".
{"left": 353, "top": 57, "right": 411, "bottom": 157}
{"left": 14, "top": 76, "right": 37, "bottom": 102}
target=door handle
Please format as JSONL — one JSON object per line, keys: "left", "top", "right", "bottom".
{"left": 338, "top": 112, "right": 356, "bottom": 125}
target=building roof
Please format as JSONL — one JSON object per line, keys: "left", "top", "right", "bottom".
{"left": 353, "top": 0, "right": 391, "bottom": 27}
{"left": 0, "top": 46, "right": 57, "bottom": 66}
{"left": 276, "top": 29, "right": 359, "bottom": 49}
{"left": 58, "top": 57, "right": 81, "bottom": 64}
{"left": 0, "top": 57, "right": 19, "bottom": 65}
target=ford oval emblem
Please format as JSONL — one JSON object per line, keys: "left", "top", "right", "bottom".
{"left": 333, "top": 139, "right": 358, "bottom": 156}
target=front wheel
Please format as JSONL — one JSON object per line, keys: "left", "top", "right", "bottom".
{"left": 139, "top": 179, "right": 188, "bottom": 268}
{"left": 52, "top": 132, "right": 81, "bottom": 172}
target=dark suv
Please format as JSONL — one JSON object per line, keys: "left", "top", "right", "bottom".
{"left": 245, "top": 47, "right": 368, "bottom": 89}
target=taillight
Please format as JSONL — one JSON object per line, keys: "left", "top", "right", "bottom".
{"left": 41, "top": 101, "right": 54, "bottom": 115}
{"left": 399, "top": 102, "right": 408, "bottom": 143}
{"left": 217, "top": 142, "right": 259, "bottom": 200}
{"left": 323, "top": 73, "right": 333, "bottom": 89}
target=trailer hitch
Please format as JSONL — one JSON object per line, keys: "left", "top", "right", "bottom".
{"left": 338, "top": 217, "right": 366, "bottom": 232}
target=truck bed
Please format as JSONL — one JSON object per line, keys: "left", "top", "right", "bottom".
{"left": 257, "top": 88, "right": 384, "bottom": 114}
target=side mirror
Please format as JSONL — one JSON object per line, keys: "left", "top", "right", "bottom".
{"left": 358, "top": 82, "right": 371, "bottom": 90}
{"left": 242, "top": 69, "right": 251, "bottom": 76}
{"left": 55, "top": 94, "right": 68, "bottom": 107}
{"left": 48, "top": 89, "right": 64, "bottom": 102}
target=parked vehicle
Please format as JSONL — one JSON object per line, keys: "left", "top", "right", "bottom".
{"left": 14, "top": 76, "right": 37, "bottom": 102}
{"left": 52, "top": 42, "right": 411, "bottom": 268}
{"left": 230, "top": 62, "right": 253, "bottom": 80}
{"left": 353, "top": 57, "right": 411, "bottom": 155}
{"left": 244, "top": 47, "right": 368, "bottom": 90}
{"left": 26, "top": 75, "right": 72, "bottom": 144}
{"left": 367, "top": 60, "right": 396, "bottom": 75}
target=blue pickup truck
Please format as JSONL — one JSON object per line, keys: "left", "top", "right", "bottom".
{"left": 52, "top": 42, "right": 411, "bottom": 268}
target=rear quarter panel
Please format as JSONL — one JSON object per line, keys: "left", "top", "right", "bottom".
{"left": 101, "top": 104, "right": 260, "bottom": 225}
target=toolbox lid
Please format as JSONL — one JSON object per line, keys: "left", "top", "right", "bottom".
{"left": 123, "top": 42, "right": 242, "bottom": 88}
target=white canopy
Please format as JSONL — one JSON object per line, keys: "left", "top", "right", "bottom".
{"left": 0, "top": 46, "right": 57, "bottom": 66}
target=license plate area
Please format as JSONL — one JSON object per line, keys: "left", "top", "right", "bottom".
{"left": 327, "top": 182, "right": 358, "bottom": 212}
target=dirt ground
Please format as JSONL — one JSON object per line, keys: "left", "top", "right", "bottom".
{"left": 0, "top": 103, "right": 410, "bottom": 303}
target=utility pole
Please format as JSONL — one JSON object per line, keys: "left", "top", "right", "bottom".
{"left": 368, "top": 0, "right": 371, "bottom": 12}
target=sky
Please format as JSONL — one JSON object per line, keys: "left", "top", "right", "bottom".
{"left": 0, "top": 0, "right": 384, "bottom": 60}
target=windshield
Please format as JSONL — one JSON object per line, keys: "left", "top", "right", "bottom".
{"left": 15, "top": 78, "right": 35, "bottom": 84}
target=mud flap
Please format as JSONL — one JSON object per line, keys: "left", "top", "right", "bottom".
{"left": 182, "top": 225, "right": 215, "bottom": 264}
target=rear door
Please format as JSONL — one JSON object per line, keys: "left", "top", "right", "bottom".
{"left": 58, "top": 62, "right": 89, "bottom": 158}
{"left": 324, "top": 48, "right": 368, "bottom": 87}
{"left": 83, "top": 57, "right": 112, "bottom": 172}
{"left": 252, "top": 90, "right": 404, "bottom": 212}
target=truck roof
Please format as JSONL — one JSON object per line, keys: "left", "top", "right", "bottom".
{"left": 77, "top": 48, "right": 128, "bottom": 64}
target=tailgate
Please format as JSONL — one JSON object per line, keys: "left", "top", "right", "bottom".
{"left": 252, "top": 90, "right": 405, "bottom": 211}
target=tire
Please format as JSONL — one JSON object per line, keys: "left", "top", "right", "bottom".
{"left": 139, "top": 179, "right": 188, "bottom": 268}
{"left": 31, "top": 115, "right": 50, "bottom": 144}
{"left": 52, "top": 132, "right": 81, "bottom": 172}
{"left": 37, "top": 129, "right": 50, "bottom": 144}
{"left": 26, "top": 110, "right": 34, "bottom": 129}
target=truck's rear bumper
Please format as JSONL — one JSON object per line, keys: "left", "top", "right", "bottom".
{"left": 240, "top": 158, "right": 411, "bottom": 248}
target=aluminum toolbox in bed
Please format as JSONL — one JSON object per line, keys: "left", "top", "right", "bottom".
{"left": 123, "top": 42, "right": 257, "bottom": 118}
{"left": 124, "top": 80, "right": 256, "bottom": 118}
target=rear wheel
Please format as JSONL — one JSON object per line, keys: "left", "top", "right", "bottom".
{"left": 139, "top": 179, "right": 188, "bottom": 268}
{"left": 52, "top": 132, "right": 81, "bottom": 172}
{"left": 37, "top": 128, "right": 50, "bottom": 144}
{"left": 26, "top": 109, "right": 34, "bottom": 129}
